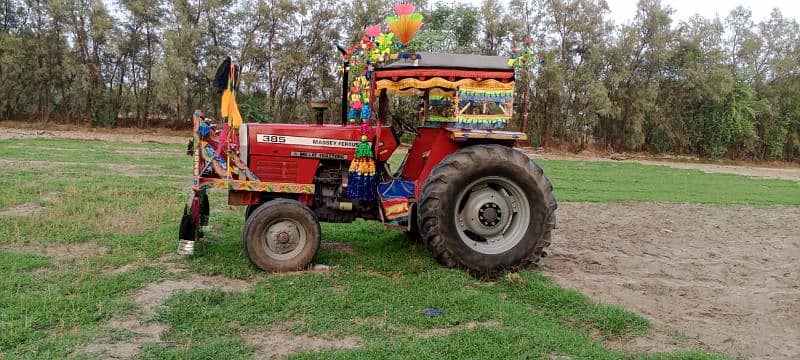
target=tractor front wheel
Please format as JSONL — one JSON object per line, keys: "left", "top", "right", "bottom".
{"left": 418, "top": 145, "right": 557, "bottom": 274}
{"left": 243, "top": 199, "right": 321, "bottom": 272}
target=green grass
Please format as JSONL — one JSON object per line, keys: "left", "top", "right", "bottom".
{"left": 0, "top": 137, "right": 782, "bottom": 359}
{"left": 540, "top": 160, "right": 799, "bottom": 205}
{"left": 388, "top": 150, "right": 799, "bottom": 206}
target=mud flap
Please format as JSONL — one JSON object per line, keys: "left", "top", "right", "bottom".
{"left": 177, "top": 191, "right": 200, "bottom": 255}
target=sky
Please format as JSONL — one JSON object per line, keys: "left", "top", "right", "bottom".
{"left": 462, "top": 0, "right": 799, "bottom": 25}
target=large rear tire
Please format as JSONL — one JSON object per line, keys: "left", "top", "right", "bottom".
{"left": 418, "top": 144, "right": 557, "bottom": 274}
{"left": 243, "top": 199, "right": 321, "bottom": 272}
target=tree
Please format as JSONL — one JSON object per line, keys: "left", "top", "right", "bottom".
{"left": 0, "top": 0, "right": 797, "bottom": 161}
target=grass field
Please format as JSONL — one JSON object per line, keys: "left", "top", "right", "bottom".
{"left": 1, "top": 137, "right": 796, "bottom": 359}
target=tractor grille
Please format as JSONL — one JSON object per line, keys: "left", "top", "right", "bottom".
{"left": 251, "top": 158, "right": 298, "bottom": 182}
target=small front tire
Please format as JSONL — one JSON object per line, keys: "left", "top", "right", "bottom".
{"left": 243, "top": 199, "right": 321, "bottom": 272}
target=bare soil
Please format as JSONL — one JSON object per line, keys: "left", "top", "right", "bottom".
{"left": 523, "top": 148, "right": 800, "bottom": 182}
{"left": 0, "top": 127, "right": 187, "bottom": 144}
{"left": 133, "top": 273, "right": 252, "bottom": 314}
{"left": 5, "top": 242, "right": 107, "bottom": 260}
{"left": 246, "top": 326, "right": 361, "bottom": 360}
{"left": 78, "top": 261, "right": 255, "bottom": 359}
{"left": 541, "top": 202, "right": 800, "bottom": 359}
{"left": 0, "top": 203, "right": 43, "bottom": 217}
{"left": 416, "top": 320, "right": 502, "bottom": 339}
{"left": 321, "top": 241, "right": 358, "bottom": 255}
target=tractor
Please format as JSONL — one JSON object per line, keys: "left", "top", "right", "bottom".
{"left": 178, "top": 10, "right": 556, "bottom": 275}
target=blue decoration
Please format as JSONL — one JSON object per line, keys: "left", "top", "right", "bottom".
{"left": 198, "top": 124, "right": 212, "bottom": 138}
{"left": 360, "top": 104, "right": 371, "bottom": 119}
{"left": 348, "top": 108, "right": 358, "bottom": 119}
{"left": 379, "top": 179, "right": 415, "bottom": 199}
{"left": 347, "top": 173, "right": 377, "bottom": 201}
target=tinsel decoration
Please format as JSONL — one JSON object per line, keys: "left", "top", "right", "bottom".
{"left": 508, "top": 37, "right": 545, "bottom": 69}
{"left": 337, "top": 8, "right": 425, "bottom": 202}
{"left": 347, "top": 133, "right": 377, "bottom": 201}
{"left": 458, "top": 88, "right": 515, "bottom": 103}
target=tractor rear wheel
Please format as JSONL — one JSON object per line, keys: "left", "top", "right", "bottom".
{"left": 243, "top": 199, "right": 321, "bottom": 272}
{"left": 418, "top": 144, "right": 557, "bottom": 274}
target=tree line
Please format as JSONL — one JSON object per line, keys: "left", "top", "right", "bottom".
{"left": 1, "top": 0, "right": 798, "bottom": 160}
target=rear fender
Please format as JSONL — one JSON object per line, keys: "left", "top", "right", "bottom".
{"left": 400, "top": 128, "right": 526, "bottom": 199}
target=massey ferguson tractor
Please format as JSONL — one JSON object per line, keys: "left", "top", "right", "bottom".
{"left": 178, "top": 7, "right": 556, "bottom": 275}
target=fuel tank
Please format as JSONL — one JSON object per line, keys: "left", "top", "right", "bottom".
{"left": 239, "top": 123, "right": 399, "bottom": 184}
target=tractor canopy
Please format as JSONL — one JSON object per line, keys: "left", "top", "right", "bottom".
{"left": 372, "top": 52, "right": 516, "bottom": 130}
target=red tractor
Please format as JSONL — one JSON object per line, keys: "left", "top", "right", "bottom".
{"left": 179, "top": 52, "right": 557, "bottom": 275}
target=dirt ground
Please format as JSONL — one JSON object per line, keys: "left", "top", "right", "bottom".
{"left": 523, "top": 148, "right": 800, "bottom": 182}
{"left": 0, "top": 127, "right": 188, "bottom": 144}
{"left": 78, "top": 259, "right": 256, "bottom": 359}
{"left": 542, "top": 202, "right": 800, "bottom": 359}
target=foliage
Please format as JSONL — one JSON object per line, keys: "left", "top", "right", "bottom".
{"left": 0, "top": 0, "right": 799, "bottom": 160}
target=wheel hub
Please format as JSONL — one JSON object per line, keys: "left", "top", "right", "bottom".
{"left": 478, "top": 203, "right": 502, "bottom": 226}
{"left": 459, "top": 187, "right": 512, "bottom": 238}
{"left": 455, "top": 176, "right": 531, "bottom": 255}
{"left": 266, "top": 221, "right": 301, "bottom": 255}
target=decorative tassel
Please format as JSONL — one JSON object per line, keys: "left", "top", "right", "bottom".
{"left": 347, "top": 133, "right": 377, "bottom": 201}
{"left": 355, "top": 135, "right": 373, "bottom": 158}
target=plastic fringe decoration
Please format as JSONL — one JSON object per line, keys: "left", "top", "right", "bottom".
{"left": 508, "top": 37, "right": 546, "bottom": 69}
{"left": 386, "top": 4, "right": 424, "bottom": 45}
{"left": 347, "top": 134, "right": 377, "bottom": 201}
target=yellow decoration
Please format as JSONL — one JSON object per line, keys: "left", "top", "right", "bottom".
{"left": 220, "top": 88, "right": 243, "bottom": 128}
{"left": 376, "top": 78, "right": 515, "bottom": 92}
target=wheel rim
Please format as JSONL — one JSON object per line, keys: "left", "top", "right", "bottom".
{"left": 454, "top": 176, "right": 530, "bottom": 255}
{"left": 260, "top": 218, "right": 307, "bottom": 261}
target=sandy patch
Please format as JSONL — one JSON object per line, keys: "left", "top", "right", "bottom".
{"left": 636, "top": 160, "right": 800, "bottom": 182}
{"left": 78, "top": 263, "right": 254, "bottom": 359}
{"left": 321, "top": 241, "right": 357, "bottom": 255}
{"left": 522, "top": 148, "right": 800, "bottom": 182}
{"left": 541, "top": 202, "right": 800, "bottom": 359}
{"left": 0, "top": 192, "right": 59, "bottom": 218}
{"left": 0, "top": 128, "right": 187, "bottom": 144}
{"left": 80, "top": 319, "right": 169, "bottom": 359}
{"left": 0, "top": 158, "right": 166, "bottom": 177}
{"left": 246, "top": 325, "right": 360, "bottom": 359}
{"left": 0, "top": 203, "right": 43, "bottom": 217}
{"left": 417, "top": 320, "right": 502, "bottom": 339}
{"left": 133, "top": 273, "right": 252, "bottom": 314}
{"left": 40, "top": 192, "right": 60, "bottom": 203}
{"left": 102, "top": 263, "right": 140, "bottom": 275}
{"left": 6, "top": 242, "right": 107, "bottom": 260}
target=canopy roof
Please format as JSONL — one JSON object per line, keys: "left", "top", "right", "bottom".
{"left": 379, "top": 52, "right": 513, "bottom": 72}
{"left": 373, "top": 52, "right": 515, "bottom": 96}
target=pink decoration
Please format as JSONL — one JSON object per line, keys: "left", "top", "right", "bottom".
{"left": 365, "top": 24, "right": 381, "bottom": 37}
{"left": 394, "top": 3, "right": 414, "bottom": 16}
